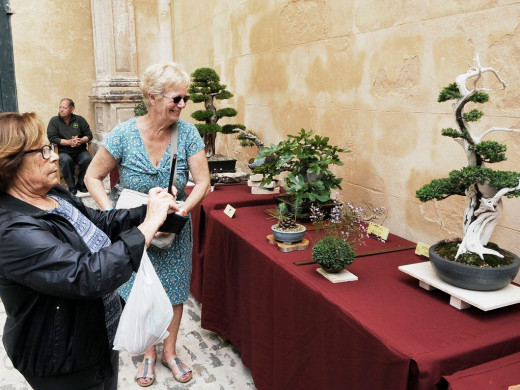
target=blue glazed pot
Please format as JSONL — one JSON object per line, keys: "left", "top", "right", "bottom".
{"left": 429, "top": 243, "right": 520, "bottom": 291}
{"left": 271, "top": 224, "right": 306, "bottom": 244}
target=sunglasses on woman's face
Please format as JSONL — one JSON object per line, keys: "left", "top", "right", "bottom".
{"left": 23, "top": 144, "right": 55, "bottom": 160}
{"left": 163, "top": 94, "right": 190, "bottom": 104}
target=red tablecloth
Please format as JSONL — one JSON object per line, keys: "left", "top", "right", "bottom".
{"left": 189, "top": 183, "right": 278, "bottom": 301}
{"left": 200, "top": 204, "right": 520, "bottom": 390}
{"left": 442, "top": 352, "right": 520, "bottom": 390}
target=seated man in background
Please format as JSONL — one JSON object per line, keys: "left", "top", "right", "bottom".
{"left": 47, "top": 98, "right": 93, "bottom": 194}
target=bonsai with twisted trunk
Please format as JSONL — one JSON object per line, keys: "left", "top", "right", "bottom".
{"left": 416, "top": 55, "right": 520, "bottom": 260}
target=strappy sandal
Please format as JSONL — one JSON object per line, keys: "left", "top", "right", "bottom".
{"left": 135, "top": 358, "right": 156, "bottom": 387}
{"left": 162, "top": 357, "right": 193, "bottom": 383}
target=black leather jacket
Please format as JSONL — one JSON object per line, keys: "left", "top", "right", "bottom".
{"left": 0, "top": 186, "right": 146, "bottom": 380}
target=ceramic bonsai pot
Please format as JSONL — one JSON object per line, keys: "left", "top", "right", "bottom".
{"left": 208, "top": 159, "right": 236, "bottom": 173}
{"left": 271, "top": 224, "right": 306, "bottom": 244}
{"left": 429, "top": 243, "right": 520, "bottom": 291}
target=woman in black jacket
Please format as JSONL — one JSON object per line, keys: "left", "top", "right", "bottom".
{"left": 0, "top": 112, "right": 178, "bottom": 390}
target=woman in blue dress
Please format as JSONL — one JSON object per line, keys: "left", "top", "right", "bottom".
{"left": 85, "top": 63, "right": 210, "bottom": 386}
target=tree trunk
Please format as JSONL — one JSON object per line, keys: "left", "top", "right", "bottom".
{"left": 204, "top": 133, "right": 216, "bottom": 158}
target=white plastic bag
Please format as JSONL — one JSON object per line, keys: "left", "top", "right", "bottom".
{"left": 113, "top": 250, "right": 173, "bottom": 356}
{"left": 116, "top": 188, "right": 180, "bottom": 249}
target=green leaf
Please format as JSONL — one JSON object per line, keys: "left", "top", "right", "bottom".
{"left": 470, "top": 92, "right": 489, "bottom": 103}
{"left": 470, "top": 141, "right": 507, "bottom": 163}
{"left": 191, "top": 110, "right": 215, "bottom": 122}
{"left": 463, "top": 109, "right": 484, "bottom": 122}
{"left": 216, "top": 108, "right": 238, "bottom": 118}
{"left": 441, "top": 128, "right": 464, "bottom": 139}
{"left": 438, "top": 83, "right": 462, "bottom": 102}
{"left": 195, "top": 123, "right": 221, "bottom": 136}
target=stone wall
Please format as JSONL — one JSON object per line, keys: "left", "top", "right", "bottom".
{"left": 9, "top": 0, "right": 520, "bottom": 252}
{"left": 173, "top": 0, "right": 520, "bottom": 253}
{"left": 10, "top": 0, "right": 96, "bottom": 125}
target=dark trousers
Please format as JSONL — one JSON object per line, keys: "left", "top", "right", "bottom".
{"left": 59, "top": 150, "right": 92, "bottom": 190}
{"left": 24, "top": 349, "right": 119, "bottom": 390}
{"left": 83, "top": 349, "right": 119, "bottom": 390}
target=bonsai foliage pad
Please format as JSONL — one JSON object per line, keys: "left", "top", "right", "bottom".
{"left": 399, "top": 262, "right": 520, "bottom": 311}
{"left": 266, "top": 235, "right": 309, "bottom": 252}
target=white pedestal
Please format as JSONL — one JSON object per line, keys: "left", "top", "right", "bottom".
{"left": 399, "top": 262, "right": 520, "bottom": 311}
{"left": 316, "top": 268, "right": 358, "bottom": 283}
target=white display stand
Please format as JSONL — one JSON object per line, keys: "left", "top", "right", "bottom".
{"left": 316, "top": 268, "right": 358, "bottom": 283}
{"left": 398, "top": 262, "right": 520, "bottom": 311}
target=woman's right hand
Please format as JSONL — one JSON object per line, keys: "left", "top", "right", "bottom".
{"left": 138, "top": 188, "right": 177, "bottom": 248}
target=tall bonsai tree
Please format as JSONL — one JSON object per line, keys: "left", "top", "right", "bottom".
{"left": 188, "top": 68, "right": 247, "bottom": 157}
{"left": 416, "top": 55, "right": 520, "bottom": 260}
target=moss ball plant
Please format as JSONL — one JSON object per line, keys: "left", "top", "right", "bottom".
{"left": 312, "top": 236, "right": 356, "bottom": 273}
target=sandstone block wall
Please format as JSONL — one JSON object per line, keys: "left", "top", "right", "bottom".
{"left": 173, "top": 0, "right": 520, "bottom": 252}
{"left": 9, "top": 0, "right": 520, "bottom": 252}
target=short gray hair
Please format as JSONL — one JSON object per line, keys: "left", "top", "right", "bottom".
{"left": 140, "top": 63, "right": 190, "bottom": 108}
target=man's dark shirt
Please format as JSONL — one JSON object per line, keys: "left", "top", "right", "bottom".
{"left": 47, "top": 114, "right": 93, "bottom": 154}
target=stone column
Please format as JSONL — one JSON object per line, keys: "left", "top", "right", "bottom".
{"left": 157, "top": 0, "right": 174, "bottom": 62}
{"left": 89, "top": 0, "right": 142, "bottom": 149}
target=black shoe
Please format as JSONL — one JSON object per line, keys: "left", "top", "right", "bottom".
{"left": 77, "top": 184, "right": 88, "bottom": 193}
{"left": 70, "top": 188, "right": 77, "bottom": 195}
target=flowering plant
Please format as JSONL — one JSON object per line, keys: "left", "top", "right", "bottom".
{"left": 310, "top": 195, "right": 386, "bottom": 246}
{"left": 309, "top": 195, "right": 386, "bottom": 273}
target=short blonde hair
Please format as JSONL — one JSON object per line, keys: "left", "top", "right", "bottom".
{"left": 140, "top": 63, "right": 190, "bottom": 108}
{"left": 0, "top": 112, "right": 45, "bottom": 191}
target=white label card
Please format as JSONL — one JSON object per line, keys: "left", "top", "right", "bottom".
{"left": 367, "top": 222, "right": 389, "bottom": 241}
{"left": 223, "top": 204, "right": 236, "bottom": 219}
{"left": 415, "top": 241, "right": 430, "bottom": 258}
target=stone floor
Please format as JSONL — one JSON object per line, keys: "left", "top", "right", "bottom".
{"left": 0, "top": 194, "right": 256, "bottom": 390}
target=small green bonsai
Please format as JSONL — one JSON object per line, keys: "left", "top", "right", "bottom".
{"left": 188, "top": 67, "right": 251, "bottom": 157}
{"left": 416, "top": 55, "right": 520, "bottom": 262}
{"left": 312, "top": 236, "right": 355, "bottom": 273}
{"left": 134, "top": 100, "right": 147, "bottom": 117}
{"left": 253, "top": 128, "right": 348, "bottom": 207}
{"left": 272, "top": 203, "right": 304, "bottom": 232}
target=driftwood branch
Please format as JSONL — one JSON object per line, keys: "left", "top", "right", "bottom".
{"left": 456, "top": 178, "right": 520, "bottom": 259}
{"left": 475, "top": 127, "right": 520, "bottom": 143}
{"left": 232, "top": 128, "right": 265, "bottom": 148}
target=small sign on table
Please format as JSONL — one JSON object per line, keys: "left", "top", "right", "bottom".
{"left": 415, "top": 242, "right": 430, "bottom": 258}
{"left": 223, "top": 204, "right": 236, "bottom": 218}
{"left": 367, "top": 222, "right": 389, "bottom": 241}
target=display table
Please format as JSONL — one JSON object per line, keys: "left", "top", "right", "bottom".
{"left": 199, "top": 204, "right": 520, "bottom": 390}
{"left": 189, "top": 183, "right": 278, "bottom": 301}
{"left": 441, "top": 352, "right": 520, "bottom": 389}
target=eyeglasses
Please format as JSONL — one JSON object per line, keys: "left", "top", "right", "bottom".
{"left": 162, "top": 94, "right": 190, "bottom": 104}
{"left": 23, "top": 144, "right": 55, "bottom": 160}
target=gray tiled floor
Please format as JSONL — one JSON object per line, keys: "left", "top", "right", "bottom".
{"left": 0, "top": 194, "right": 256, "bottom": 389}
{"left": 0, "top": 296, "right": 256, "bottom": 389}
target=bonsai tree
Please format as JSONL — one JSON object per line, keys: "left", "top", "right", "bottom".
{"left": 416, "top": 55, "right": 520, "bottom": 261}
{"left": 272, "top": 203, "right": 302, "bottom": 231}
{"left": 188, "top": 67, "right": 249, "bottom": 157}
{"left": 134, "top": 100, "right": 147, "bottom": 117}
{"left": 312, "top": 236, "right": 356, "bottom": 273}
{"left": 253, "top": 128, "right": 348, "bottom": 207}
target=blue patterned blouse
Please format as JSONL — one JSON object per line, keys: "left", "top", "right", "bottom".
{"left": 102, "top": 117, "right": 205, "bottom": 305}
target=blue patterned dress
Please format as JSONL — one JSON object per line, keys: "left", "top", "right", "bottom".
{"left": 103, "top": 117, "right": 205, "bottom": 305}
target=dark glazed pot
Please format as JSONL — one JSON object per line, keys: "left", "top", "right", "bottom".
{"left": 429, "top": 243, "right": 520, "bottom": 291}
